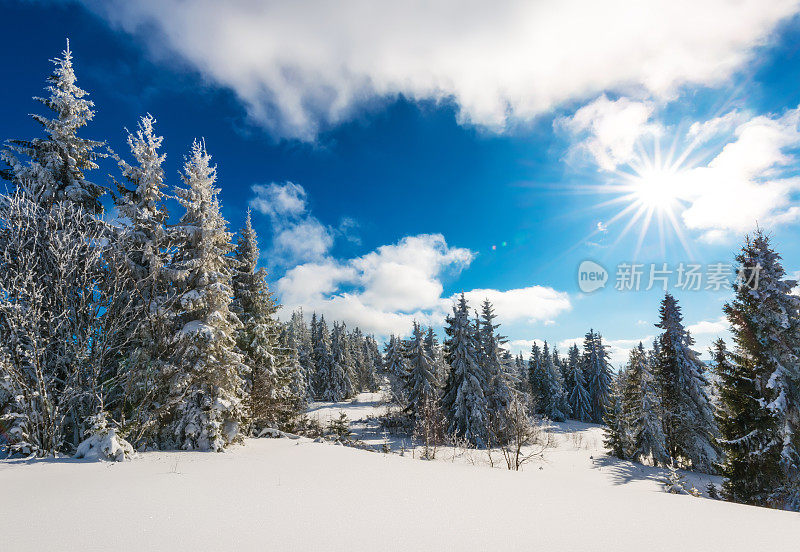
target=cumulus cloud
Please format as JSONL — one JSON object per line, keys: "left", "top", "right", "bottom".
{"left": 560, "top": 95, "right": 660, "bottom": 170}
{"left": 81, "top": 0, "right": 798, "bottom": 139}
{"left": 250, "top": 182, "right": 335, "bottom": 265}
{"left": 459, "top": 287, "right": 571, "bottom": 325}
{"left": 687, "top": 316, "right": 729, "bottom": 336}
{"left": 275, "top": 233, "right": 571, "bottom": 338}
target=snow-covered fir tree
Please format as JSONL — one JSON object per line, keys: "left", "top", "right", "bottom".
{"left": 541, "top": 342, "right": 569, "bottom": 421}
{"left": 582, "top": 329, "right": 613, "bottom": 424}
{"left": 442, "top": 294, "right": 489, "bottom": 446}
{"left": 655, "top": 293, "right": 719, "bottom": 472}
{"left": 567, "top": 344, "right": 591, "bottom": 422}
{"left": 161, "top": 140, "right": 244, "bottom": 451}
{"left": 403, "top": 321, "right": 440, "bottom": 419}
{"left": 111, "top": 115, "right": 173, "bottom": 443}
{"left": 363, "top": 334, "right": 383, "bottom": 392}
{"left": 317, "top": 321, "right": 353, "bottom": 402}
{"left": 721, "top": 231, "right": 800, "bottom": 509}
{"left": 424, "top": 326, "right": 449, "bottom": 385}
{"left": 528, "top": 342, "right": 546, "bottom": 412}
{"left": 478, "top": 299, "right": 515, "bottom": 417}
{"left": 383, "top": 334, "right": 408, "bottom": 404}
{"left": 285, "top": 309, "right": 314, "bottom": 401}
{"left": 623, "top": 343, "right": 669, "bottom": 466}
{"left": 603, "top": 372, "right": 627, "bottom": 459}
{"left": 232, "top": 211, "right": 301, "bottom": 431}
{"left": 1, "top": 41, "right": 105, "bottom": 213}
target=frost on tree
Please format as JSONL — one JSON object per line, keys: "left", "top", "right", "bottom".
{"left": 721, "top": 231, "right": 800, "bottom": 509}
{"left": 322, "top": 322, "right": 354, "bottom": 402}
{"left": 623, "top": 343, "right": 668, "bottom": 466}
{"left": 232, "top": 210, "right": 301, "bottom": 432}
{"left": 162, "top": 141, "right": 244, "bottom": 452}
{"left": 403, "top": 321, "right": 440, "bottom": 419}
{"left": 111, "top": 115, "right": 174, "bottom": 445}
{"left": 540, "top": 342, "right": 569, "bottom": 422}
{"left": 383, "top": 334, "right": 409, "bottom": 404}
{"left": 1, "top": 41, "right": 105, "bottom": 213}
{"left": 567, "top": 344, "right": 591, "bottom": 422}
{"left": 442, "top": 294, "right": 489, "bottom": 446}
{"left": 582, "top": 329, "right": 613, "bottom": 423}
{"left": 655, "top": 293, "right": 719, "bottom": 473}
{"left": 478, "top": 299, "right": 516, "bottom": 419}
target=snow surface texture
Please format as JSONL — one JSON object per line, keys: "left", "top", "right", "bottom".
{"left": 2, "top": 392, "right": 798, "bottom": 551}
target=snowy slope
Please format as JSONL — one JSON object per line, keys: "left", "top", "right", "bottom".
{"left": 2, "top": 395, "right": 798, "bottom": 551}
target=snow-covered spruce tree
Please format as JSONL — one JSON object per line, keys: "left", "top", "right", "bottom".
{"left": 478, "top": 299, "right": 515, "bottom": 417}
{"left": 442, "top": 294, "right": 489, "bottom": 446}
{"left": 161, "top": 141, "right": 244, "bottom": 452}
{"left": 285, "top": 309, "right": 314, "bottom": 401}
{"left": 539, "top": 342, "right": 569, "bottom": 422}
{"left": 424, "top": 326, "right": 449, "bottom": 385}
{"left": 528, "top": 342, "right": 546, "bottom": 413}
{"left": 403, "top": 321, "right": 440, "bottom": 419}
{"left": 567, "top": 344, "right": 591, "bottom": 422}
{"left": 582, "top": 329, "right": 613, "bottom": 423}
{"left": 110, "top": 114, "right": 174, "bottom": 445}
{"left": 320, "top": 321, "right": 353, "bottom": 402}
{"left": 383, "top": 334, "right": 408, "bottom": 404}
{"left": 366, "top": 335, "right": 384, "bottom": 390}
{"left": 721, "top": 231, "right": 800, "bottom": 509}
{"left": 0, "top": 193, "right": 139, "bottom": 455}
{"left": 232, "top": 211, "right": 301, "bottom": 432}
{"left": 603, "top": 372, "right": 627, "bottom": 459}
{"left": 1, "top": 41, "right": 105, "bottom": 213}
{"left": 655, "top": 292, "right": 719, "bottom": 472}
{"left": 623, "top": 343, "right": 669, "bottom": 466}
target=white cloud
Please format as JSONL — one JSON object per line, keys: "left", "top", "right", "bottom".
{"left": 250, "top": 182, "right": 335, "bottom": 265}
{"left": 83, "top": 0, "right": 798, "bottom": 140}
{"left": 567, "top": 98, "right": 800, "bottom": 240}
{"left": 275, "top": 233, "right": 572, "bottom": 338}
{"left": 560, "top": 95, "right": 660, "bottom": 170}
{"left": 687, "top": 316, "right": 729, "bottom": 336}
{"left": 557, "top": 335, "right": 653, "bottom": 368}
{"left": 459, "top": 287, "right": 572, "bottom": 325}
{"left": 276, "top": 233, "right": 477, "bottom": 336}
{"left": 679, "top": 107, "right": 800, "bottom": 239}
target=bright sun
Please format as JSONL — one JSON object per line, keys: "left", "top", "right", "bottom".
{"left": 632, "top": 168, "right": 681, "bottom": 209}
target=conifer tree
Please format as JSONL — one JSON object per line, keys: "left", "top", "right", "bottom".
{"left": 478, "top": 299, "right": 514, "bottom": 416}
{"left": 404, "top": 321, "right": 440, "bottom": 419}
{"left": 655, "top": 293, "right": 718, "bottom": 472}
{"left": 111, "top": 115, "right": 173, "bottom": 441}
{"left": 540, "top": 342, "right": 569, "bottom": 422}
{"left": 383, "top": 334, "right": 408, "bottom": 404}
{"left": 232, "top": 211, "right": 300, "bottom": 431}
{"left": 720, "top": 231, "right": 800, "bottom": 509}
{"left": 528, "top": 342, "right": 546, "bottom": 412}
{"left": 623, "top": 343, "right": 669, "bottom": 465}
{"left": 161, "top": 141, "right": 244, "bottom": 451}
{"left": 1, "top": 41, "right": 105, "bottom": 212}
{"left": 442, "top": 294, "right": 488, "bottom": 446}
{"left": 583, "top": 329, "right": 613, "bottom": 423}
{"left": 603, "top": 373, "right": 627, "bottom": 459}
{"left": 567, "top": 344, "right": 591, "bottom": 422}
{"left": 319, "top": 321, "right": 353, "bottom": 402}
{"left": 286, "top": 309, "right": 313, "bottom": 401}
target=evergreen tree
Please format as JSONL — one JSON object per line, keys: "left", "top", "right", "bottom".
{"left": 319, "top": 321, "right": 353, "bottom": 402}
{"left": 528, "top": 342, "right": 546, "bottom": 412}
{"left": 1, "top": 41, "right": 105, "bottom": 212}
{"left": 583, "top": 329, "right": 613, "bottom": 423}
{"left": 720, "top": 231, "right": 800, "bottom": 509}
{"left": 567, "top": 344, "right": 591, "bottom": 422}
{"left": 478, "top": 299, "right": 514, "bottom": 416}
{"left": 442, "top": 294, "right": 489, "bottom": 446}
{"left": 383, "top": 334, "right": 408, "bottom": 404}
{"left": 655, "top": 292, "right": 719, "bottom": 472}
{"left": 603, "top": 372, "right": 627, "bottom": 459}
{"left": 403, "top": 321, "right": 439, "bottom": 419}
{"left": 232, "top": 211, "right": 300, "bottom": 431}
{"left": 161, "top": 141, "right": 244, "bottom": 451}
{"left": 363, "top": 334, "right": 383, "bottom": 392}
{"left": 540, "top": 342, "right": 569, "bottom": 422}
{"left": 111, "top": 115, "right": 173, "bottom": 442}
{"left": 623, "top": 343, "right": 669, "bottom": 466}
{"left": 286, "top": 309, "right": 313, "bottom": 401}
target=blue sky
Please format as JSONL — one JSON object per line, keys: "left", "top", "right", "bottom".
{"left": 3, "top": 1, "right": 800, "bottom": 366}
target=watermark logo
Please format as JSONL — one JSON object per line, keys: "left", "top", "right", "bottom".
{"left": 578, "top": 260, "right": 608, "bottom": 293}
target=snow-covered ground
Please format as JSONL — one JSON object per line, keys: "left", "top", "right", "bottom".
{"left": 2, "top": 392, "right": 798, "bottom": 551}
